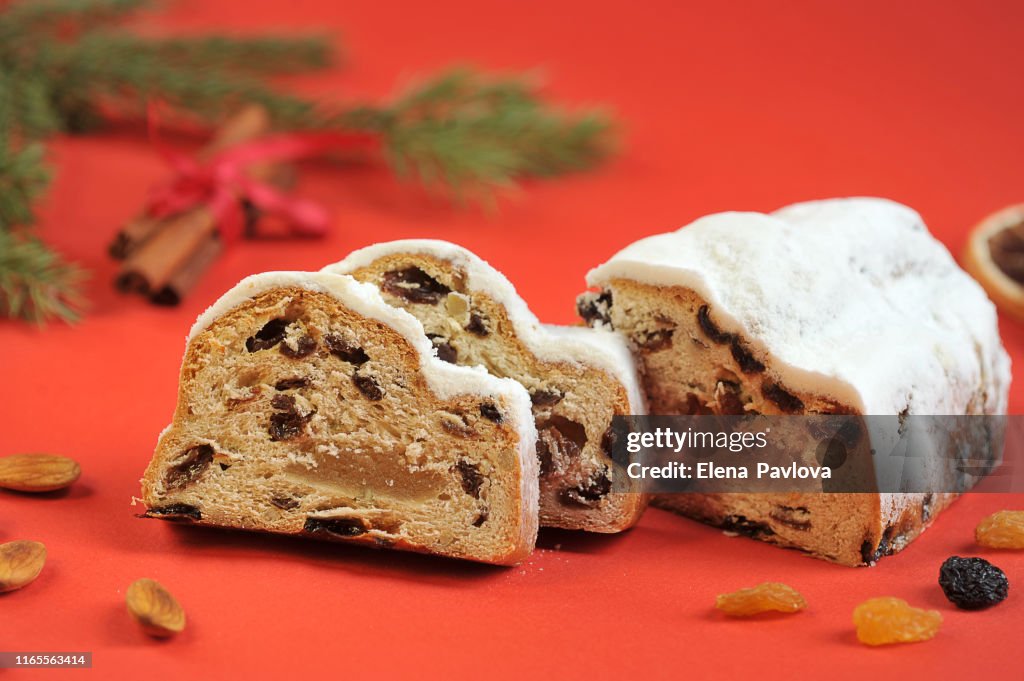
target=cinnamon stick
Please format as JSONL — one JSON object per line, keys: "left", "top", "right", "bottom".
{"left": 114, "top": 105, "right": 273, "bottom": 295}
{"left": 150, "top": 235, "right": 223, "bottom": 306}
{"left": 108, "top": 104, "right": 271, "bottom": 260}
{"left": 108, "top": 214, "right": 164, "bottom": 259}
{"left": 115, "top": 206, "right": 216, "bottom": 294}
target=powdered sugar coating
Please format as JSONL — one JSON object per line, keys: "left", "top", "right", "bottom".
{"left": 324, "top": 240, "right": 647, "bottom": 414}
{"left": 542, "top": 325, "right": 647, "bottom": 413}
{"left": 587, "top": 197, "right": 1011, "bottom": 417}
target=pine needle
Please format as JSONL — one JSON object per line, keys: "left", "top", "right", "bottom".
{"left": 339, "top": 68, "right": 615, "bottom": 199}
{"left": 0, "top": 0, "right": 148, "bottom": 42}
{"left": 0, "top": 141, "right": 51, "bottom": 229}
{"left": 0, "top": 230, "right": 85, "bottom": 323}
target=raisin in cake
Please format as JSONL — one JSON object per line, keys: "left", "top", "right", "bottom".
{"left": 141, "top": 271, "right": 538, "bottom": 565}
{"left": 580, "top": 197, "right": 1011, "bottom": 565}
{"left": 323, "top": 241, "right": 648, "bottom": 533}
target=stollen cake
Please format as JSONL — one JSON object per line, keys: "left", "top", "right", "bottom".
{"left": 324, "top": 241, "right": 648, "bottom": 533}
{"left": 141, "top": 271, "right": 539, "bottom": 565}
{"left": 579, "top": 197, "right": 1011, "bottom": 565}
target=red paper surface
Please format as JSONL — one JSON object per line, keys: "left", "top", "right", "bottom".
{"left": 2, "top": 1, "right": 1024, "bottom": 679}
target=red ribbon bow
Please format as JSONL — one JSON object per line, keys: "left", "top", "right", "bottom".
{"left": 145, "top": 108, "right": 378, "bottom": 245}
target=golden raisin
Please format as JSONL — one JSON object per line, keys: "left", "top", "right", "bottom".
{"left": 715, "top": 582, "right": 807, "bottom": 617}
{"left": 975, "top": 510, "right": 1024, "bottom": 549}
{"left": 853, "top": 597, "right": 941, "bottom": 646}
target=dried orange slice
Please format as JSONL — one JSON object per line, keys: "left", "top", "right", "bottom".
{"left": 964, "top": 204, "right": 1024, "bottom": 320}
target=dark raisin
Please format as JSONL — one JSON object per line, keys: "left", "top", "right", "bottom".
{"left": 530, "top": 389, "right": 563, "bottom": 407}
{"left": 303, "top": 516, "right": 368, "bottom": 537}
{"left": 939, "top": 556, "right": 1009, "bottom": 610}
{"left": 880, "top": 525, "right": 895, "bottom": 553}
{"left": 834, "top": 419, "right": 862, "bottom": 448}
{"left": 723, "top": 514, "right": 775, "bottom": 538}
{"left": 269, "top": 409, "right": 314, "bottom": 441}
{"left": 270, "top": 496, "right": 300, "bottom": 510}
{"left": 536, "top": 438, "right": 554, "bottom": 476}
{"left": 479, "top": 402, "right": 503, "bottom": 423}
{"left": 271, "top": 394, "right": 296, "bottom": 411}
{"left": 352, "top": 373, "right": 384, "bottom": 401}
{"left": 163, "top": 445, "right": 214, "bottom": 490}
{"left": 600, "top": 426, "right": 617, "bottom": 458}
{"left": 769, "top": 505, "right": 812, "bottom": 531}
{"left": 715, "top": 381, "right": 746, "bottom": 415}
{"left": 466, "top": 311, "right": 490, "bottom": 336}
{"left": 697, "top": 305, "right": 733, "bottom": 344}
{"left": 473, "top": 511, "right": 488, "bottom": 527}
{"left": 861, "top": 527, "right": 897, "bottom": 564}
{"left": 683, "top": 393, "right": 713, "bottom": 415}
{"left": 275, "top": 377, "right": 309, "bottom": 391}
{"left": 218, "top": 462, "right": 230, "bottom": 471}
{"left": 324, "top": 334, "right": 369, "bottom": 365}
{"left": 730, "top": 340, "right": 766, "bottom": 373}
{"left": 860, "top": 539, "right": 877, "bottom": 565}
{"left": 246, "top": 318, "right": 290, "bottom": 352}
{"left": 382, "top": 267, "right": 451, "bottom": 304}
{"left": 536, "top": 416, "right": 588, "bottom": 476}
{"left": 456, "top": 461, "right": 485, "bottom": 498}
{"left": 576, "top": 290, "right": 613, "bottom": 327}
{"left": 637, "top": 328, "right": 674, "bottom": 351}
{"left": 280, "top": 335, "right": 316, "bottom": 358}
{"left": 427, "top": 335, "right": 458, "bottom": 363}
{"left": 560, "top": 470, "right": 612, "bottom": 507}
{"left": 817, "top": 438, "right": 848, "bottom": 470}
{"left": 145, "top": 504, "right": 202, "bottom": 521}
{"left": 762, "top": 382, "right": 804, "bottom": 413}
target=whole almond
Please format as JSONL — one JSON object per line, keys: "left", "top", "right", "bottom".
{"left": 0, "top": 540, "right": 47, "bottom": 592}
{"left": 0, "top": 453, "right": 81, "bottom": 492}
{"left": 126, "top": 578, "right": 186, "bottom": 637}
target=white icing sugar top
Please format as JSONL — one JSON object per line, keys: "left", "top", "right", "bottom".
{"left": 324, "top": 240, "right": 647, "bottom": 414}
{"left": 587, "top": 197, "right": 1011, "bottom": 416}
{"left": 188, "top": 271, "right": 537, "bottom": 435}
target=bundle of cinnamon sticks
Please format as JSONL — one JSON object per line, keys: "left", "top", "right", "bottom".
{"left": 109, "top": 105, "right": 293, "bottom": 306}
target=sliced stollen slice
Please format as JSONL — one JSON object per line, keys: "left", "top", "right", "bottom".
{"left": 324, "top": 241, "right": 648, "bottom": 533}
{"left": 580, "top": 197, "right": 1011, "bottom": 565}
{"left": 140, "top": 271, "right": 538, "bottom": 565}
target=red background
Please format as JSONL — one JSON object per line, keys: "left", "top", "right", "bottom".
{"left": 3, "top": 1, "right": 1024, "bottom": 679}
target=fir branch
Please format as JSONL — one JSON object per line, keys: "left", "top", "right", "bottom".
{"left": 0, "top": 230, "right": 84, "bottom": 323}
{"left": 0, "top": 141, "right": 51, "bottom": 229}
{"left": 0, "top": 1, "right": 616, "bottom": 324}
{"left": 337, "top": 68, "right": 615, "bottom": 197}
{"left": 46, "top": 33, "right": 321, "bottom": 126}
{"left": 0, "top": 0, "right": 147, "bottom": 43}
{"left": 126, "top": 34, "right": 335, "bottom": 75}
{"left": 0, "top": 69, "right": 65, "bottom": 141}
